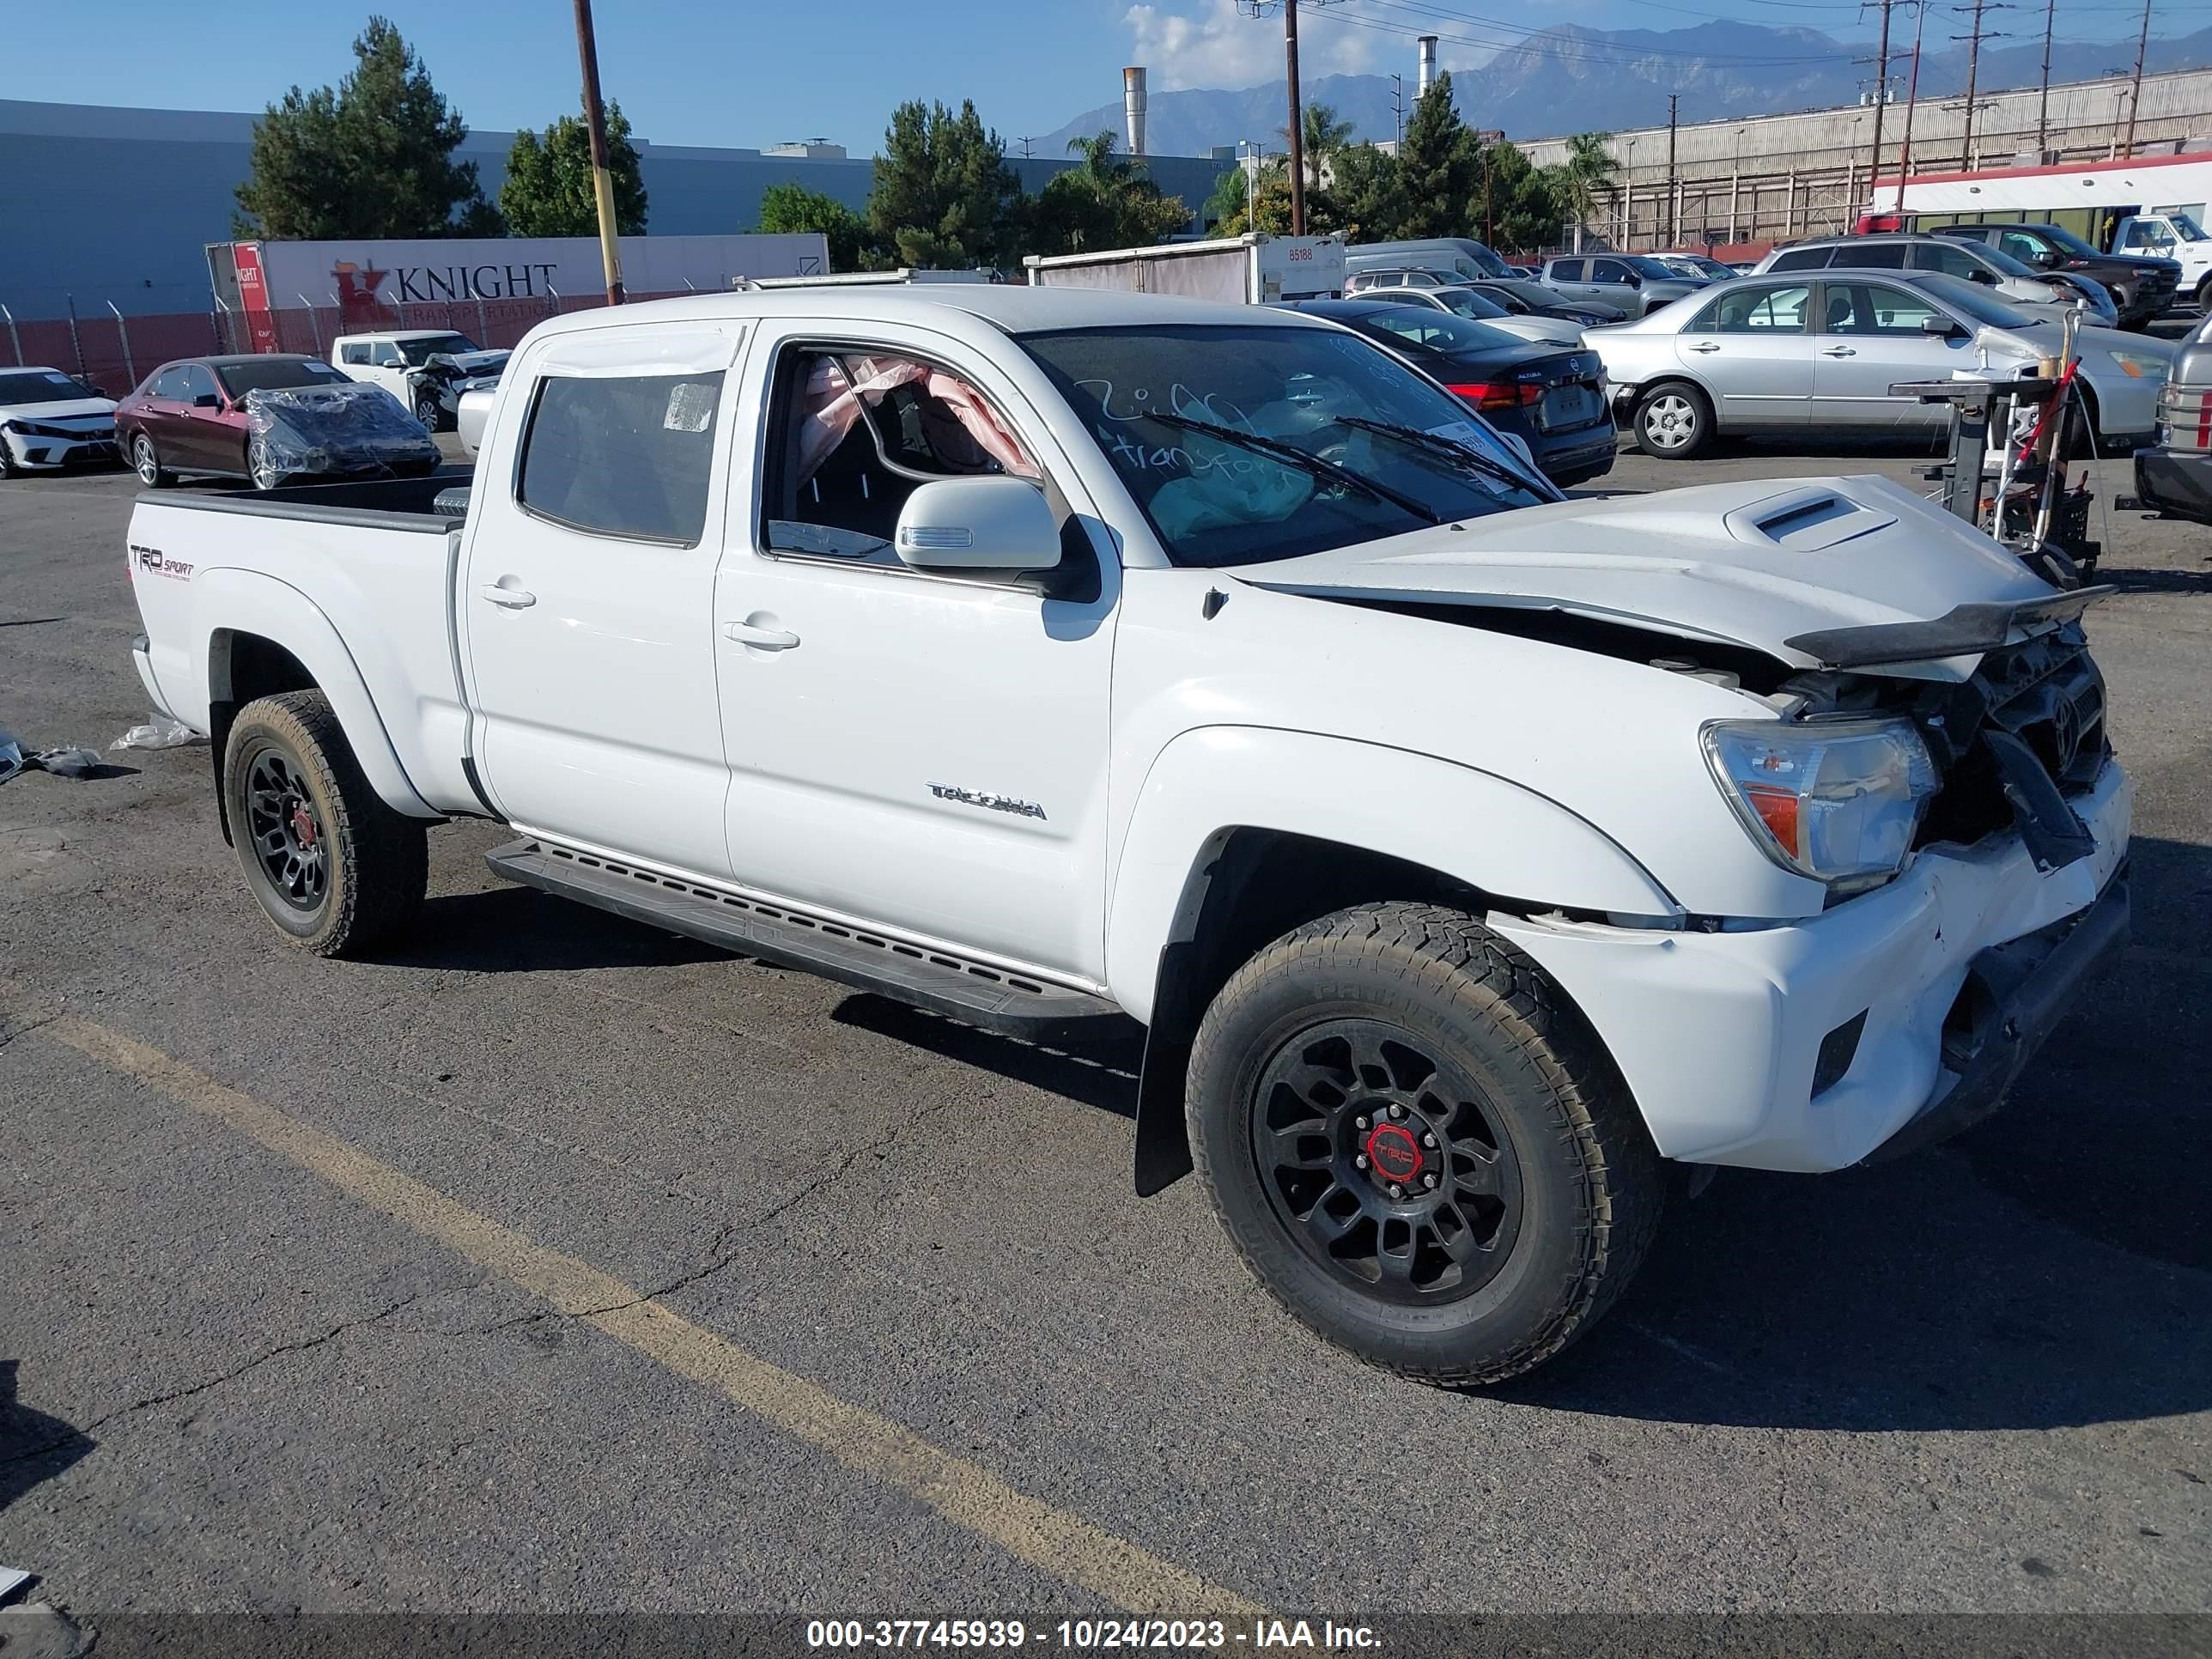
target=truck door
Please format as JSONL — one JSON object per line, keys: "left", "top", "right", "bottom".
{"left": 459, "top": 324, "right": 748, "bottom": 876}
{"left": 712, "top": 325, "right": 1118, "bottom": 979}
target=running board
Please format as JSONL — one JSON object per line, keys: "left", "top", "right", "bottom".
{"left": 484, "top": 838, "right": 1124, "bottom": 1042}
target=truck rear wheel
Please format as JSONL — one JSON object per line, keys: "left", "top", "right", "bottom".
{"left": 1185, "top": 902, "right": 1662, "bottom": 1386}
{"left": 222, "top": 690, "right": 427, "bottom": 957}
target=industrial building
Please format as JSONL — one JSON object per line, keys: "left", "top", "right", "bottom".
{"left": 0, "top": 94, "right": 1228, "bottom": 326}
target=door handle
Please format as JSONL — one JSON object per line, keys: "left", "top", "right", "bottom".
{"left": 1820, "top": 345, "right": 1857, "bottom": 357}
{"left": 1686, "top": 341, "right": 1722, "bottom": 353}
{"left": 725, "top": 619, "right": 800, "bottom": 650}
{"left": 477, "top": 581, "right": 536, "bottom": 609}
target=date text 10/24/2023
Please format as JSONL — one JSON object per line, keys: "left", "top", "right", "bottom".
{"left": 805, "top": 1620, "right": 1382, "bottom": 1650}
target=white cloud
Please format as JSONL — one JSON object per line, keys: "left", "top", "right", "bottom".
{"left": 1126, "top": 1, "right": 1376, "bottom": 92}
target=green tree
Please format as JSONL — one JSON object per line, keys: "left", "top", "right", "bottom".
{"left": 234, "top": 15, "right": 497, "bottom": 238}
{"left": 1202, "top": 165, "right": 1250, "bottom": 234}
{"left": 1394, "top": 72, "right": 1476, "bottom": 240}
{"left": 866, "top": 99, "right": 1023, "bottom": 268}
{"left": 499, "top": 100, "right": 648, "bottom": 237}
{"left": 1281, "top": 101, "right": 1356, "bottom": 191}
{"left": 1026, "top": 131, "right": 1192, "bottom": 255}
{"left": 756, "top": 182, "right": 875, "bottom": 270}
{"left": 1328, "top": 143, "right": 1404, "bottom": 242}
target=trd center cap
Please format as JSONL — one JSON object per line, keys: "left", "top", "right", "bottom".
{"left": 1363, "top": 1121, "right": 1424, "bottom": 1187}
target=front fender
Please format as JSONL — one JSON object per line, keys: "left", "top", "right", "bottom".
{"left": 191, "top": 568, "right": 436, "bottom": 817}
{"left": 1104, "top": 726, "right": 1679, "bottom": 1024}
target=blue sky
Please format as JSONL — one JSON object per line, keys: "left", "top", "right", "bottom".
{"left": 2, "top": 0, "right": 2203, "bottom": 154}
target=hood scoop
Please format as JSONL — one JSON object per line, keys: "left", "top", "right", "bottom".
{"left": 1720, "top": 486, "right": 1896, "bottom": 553}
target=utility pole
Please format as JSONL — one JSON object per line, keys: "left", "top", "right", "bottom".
{"left": 1241, "top": 0, "right": 1344, "bottom": 235}
{"left": 1666, "top": 93, "right": 1680, "bottom": 246}
{"left": 2036, "top": 0, "right": 2056, "bottom": 155}
{"left": 1390, "top": 72, "right": 1405, "bottom": 146}
{"left": 1863, "top": 0, "right": 1894, "bottom": 212}
{"left": 1899, "top": 0, "right": 1927, "bottom": 184}
{"left": 2124, "top": 0, "right": 2153, "bottom": 157}
{"left": 571, "top": 0, "right": 624, "bottom": 305}
{"left": 1950, "top": 0, "right": 2008, "bottom": 171}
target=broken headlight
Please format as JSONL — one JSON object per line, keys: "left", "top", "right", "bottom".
{"left": 1703, "top": 716, "right": 1939, "bottom": 895}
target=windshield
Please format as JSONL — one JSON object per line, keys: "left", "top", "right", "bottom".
{"left": 396, "top": 333, "right": 481, "bottom": 363}
{"left": 2166, "top": 212, "right": 2208, "bottom": 242}
{"left": 1482, "top": 279, "right": 1561, "bottom": 310}
{"left": 218, "top": 358, "right": 352, "bottom": 395}
{"left": 0, "top": 370, "right": 101, "bottom": 405}
{"left": 1355, "top": 307, "right": 1523, "bottom": 353}
{"left": 1626, "top": 256, "right": 1690, "bottom": 281}
{"left": 1019, "top": 324, "right": 1555, "bottom": 570}
{"left": 1911, "top": 271, "right": 2042, "bottom": 330}
{"left": 1422, "top": 289, "right": 1510, "bottom": 321}
{"left": 2031, "top": 223, "right": 2101, "bottom": 258}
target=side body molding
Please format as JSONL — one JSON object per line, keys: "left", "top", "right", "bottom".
{"left": 192, "top": 568, "right": 438, "bottom": 819}
{"left": 1104, "top": 726, "right": 1680, "bottom": 1027}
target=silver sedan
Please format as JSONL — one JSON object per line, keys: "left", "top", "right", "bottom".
{"left": 1593, "top": 270, "right": 2174, "bottom": 459}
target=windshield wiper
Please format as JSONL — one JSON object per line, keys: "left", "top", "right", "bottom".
{"left": 1326, "top": 415, "right": 1553, "bottom": 498}
{"left": 1138, "top": 410, "right": 1442, "bottom": 526}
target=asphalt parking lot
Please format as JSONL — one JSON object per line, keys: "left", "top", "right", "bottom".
{"left": 2, "top": 416, "right": 2209, "bottom": 1649}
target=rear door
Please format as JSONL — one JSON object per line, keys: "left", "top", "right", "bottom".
{"left": 1810, "top": 278, "right": 1960, "bottom": 430}
{"left": 1671, "top": 282, "right": 1815, "bottom": 429}
{"left": 460, "top": 322, "right": 749, "bottom": 876}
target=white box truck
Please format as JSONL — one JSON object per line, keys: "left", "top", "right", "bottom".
{"left": 1024, "top": 234, "right": 1345, "bottom": 304}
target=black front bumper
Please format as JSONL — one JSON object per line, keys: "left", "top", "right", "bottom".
{"left": 1868, "top": 877, "right": 2130, "bottom": 1163}
{"left": 2134, "top": 445, "right": 2212, "bottom": 527}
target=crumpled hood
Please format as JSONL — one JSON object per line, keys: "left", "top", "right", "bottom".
{"left": 0, "top": 396, "right": 115, "bottom": 423}
{"left": 1238, "top": 472, "right": 2059, "bottom": 676}
{"left": 428, "top": 349, "right": 509, "bottom": 376}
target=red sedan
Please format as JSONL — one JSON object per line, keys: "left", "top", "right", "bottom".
{"left": 116, "top": 354, "right": 438, "bottom": 489}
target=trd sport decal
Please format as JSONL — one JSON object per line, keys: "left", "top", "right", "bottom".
{"left": 927, "top": 783, "right": 1047, "bottom": 821}
{"left": 132, "top": 544, "right": 194, "bottom": 580}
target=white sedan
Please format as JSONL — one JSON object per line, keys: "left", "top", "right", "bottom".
{"left": 0, "top": 367, "right": 119, "bottom": 476}
{"left": 1592, "top": 270, "right": 2172, "bottom": 459}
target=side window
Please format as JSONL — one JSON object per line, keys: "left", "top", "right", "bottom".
{"left": 1365, "top": 312, "right": 1458, "bottom": 349}
{"left": 1997, "top": 231, "right": 2045, "bottom": 263}
{"left": 1847, "top": 242, "right": 1909, "bottom": 268}
{"left": 765, "top": 348, "right": 1042, "bottom": 563}
{"left": 1695, "top": 283, "right": 1811, "bottom": 333}
{"left": 1591, "top": 258, "right": 1631, "bottom": 284}
{"left": 151, "top": 367, "right": 189, "bottom": 400}
{"left": 339, "top": 343, "right": 370, "bottom": 365}
{"left": 1821, "top": 282, "right": 1942, "bottom": 336}
{"left": 1915, "top": 240, "right": 1984, "bottom": 278}
{"left": 1768, "top": 247, "right": 1826, "bottom": 272}
{"left": 517, "top": 372, "right": 726, "bottom": 544}
{"left": 177, "top": 365, "right": 220, "bottom": 404}
{"left": 371, "top": 342, "right": 404, "bottom": 368}
{"left": 1550, "top": 259, "right": 1584, "bottom": 283}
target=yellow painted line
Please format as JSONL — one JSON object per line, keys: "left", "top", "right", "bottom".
{"left": 3, "top": 988, "right": 1263, "bottom": 1620}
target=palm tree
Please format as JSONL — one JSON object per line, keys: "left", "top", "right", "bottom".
{"left": 1066, "top": 131, "right": 1139, "bottom": 194}
{"left": 1279, "top": 102, "right": 1357, "bottom": 190}
{"left": 1559, "top": 131, "right": 1618, "bottom": 246}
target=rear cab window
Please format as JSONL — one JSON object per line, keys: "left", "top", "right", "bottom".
{"left": 518, "top": 372, "right": 726, "bottom": 545}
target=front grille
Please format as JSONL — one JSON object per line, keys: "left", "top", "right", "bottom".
{"left": 1911, "top": 625, "right": 2108, "bottom": 851}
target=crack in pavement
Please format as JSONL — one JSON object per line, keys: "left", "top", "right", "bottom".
{"left": 455, "top": 1091, "right": 971, "bottom": 1340}
{"left": 0, "top": 1287, "right": 444, "bottom": 1472}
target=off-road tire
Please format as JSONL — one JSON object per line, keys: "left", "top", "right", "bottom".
{"left": 1632, "top": 380, "right": 1715, "bottom": 459}
{"left": 222, "top": 690, "right": 427, "bottom": 957}
{"left": 1186, "top": 902, "right": 1663, "bottom": 1386}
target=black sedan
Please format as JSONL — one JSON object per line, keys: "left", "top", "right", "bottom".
{"left": 1282, "top": 298, "right": 1616, "bottom": 488}
{"left": 1460, "top": 276, "right": 1627, "bottom": 327}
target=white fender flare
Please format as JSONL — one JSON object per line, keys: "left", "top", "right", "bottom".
{"left": 1104, "top": 726, "right": 1680, "bottom": 1024}
{"left": 193, "top": 568, "right": 437, "bottom": 818}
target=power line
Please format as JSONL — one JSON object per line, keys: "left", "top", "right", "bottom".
{"left": 2124, "top": 0, "right": 2155, "bottom": 155}
{"left": 2037, "top": 0, "right": 2056, "bottom": 152}
{"left": 1948, "top": 0, "right": 2009, "bottom": 167}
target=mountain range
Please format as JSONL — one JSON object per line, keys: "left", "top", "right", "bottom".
{"left": 1035, "top": 19, "right": 2212, "bottom": 159}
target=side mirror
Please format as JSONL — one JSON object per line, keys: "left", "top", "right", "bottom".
{"left": 1967, "top": 269, "right": 1996, "bottom": 285}
{"left": 192, "top": 392, "right": 221, "bottom": 409}
{"left": 894, "top": 476, "right": 1061, "bottom": 573}
{"left": 2030, "top": 249, "right": 2062, "bottom": 270}
{"left": 1920, "top": 315, "right": 1965, "bottom": 339}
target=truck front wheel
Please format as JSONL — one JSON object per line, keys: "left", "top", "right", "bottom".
{"left": 1186, "top": 902, "right": 1662, "bottom": 1386}
{"left": 222, "top": 690, "right": 427, "bottom": 957}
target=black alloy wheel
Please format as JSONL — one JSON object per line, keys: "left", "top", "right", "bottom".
{"left": 241, "top": 745, "right": 329, "bottom": 911}
{"left": 1252, "top": 1018, "right": 1524, "bottom": 1304}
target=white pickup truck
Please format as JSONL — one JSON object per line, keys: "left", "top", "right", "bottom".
{"left": 125, "top": 285, "right": 2130, "bottom": 1384}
